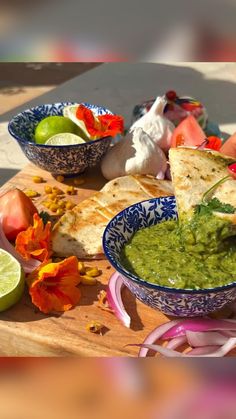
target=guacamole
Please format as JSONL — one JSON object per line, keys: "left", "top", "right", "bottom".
{"left": 121, "top": 213, "right": 236, "bottom": 290}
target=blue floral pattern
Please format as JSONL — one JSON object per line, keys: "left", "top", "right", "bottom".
{"left": 103, "top": 197, "right": 236, "bottom": 317}
{"left": 8, "top": 102, "right": 113, "bottom": 176}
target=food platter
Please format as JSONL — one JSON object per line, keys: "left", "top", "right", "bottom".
{"left": 0, "top": 163, "right": 235, "bottom": 356}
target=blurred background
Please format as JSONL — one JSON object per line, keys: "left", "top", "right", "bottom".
{"left": 1, "top": 358, "right": 236, "bottom": 419}
{"left": 1, "top": 0, "right": 236, "bottom": 61}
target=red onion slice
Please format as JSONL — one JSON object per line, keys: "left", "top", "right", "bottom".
{"left": 162, "top": 319, "right": 236, "bottom": 340}
{"left": 139, "top": 320, "right": 179, "bottom": 357}
{"left": 186, "top": 331, "right": 229, "bottom": 347}
{"left": 107, "top": 272, "right": 131, "bottom": 328}
{"left": 186, "top": 346, "right": 220, "bottom": 356}
{"left": 0, "top": 221, "right": 40, "bottom": 273}
{"left": 166, "top": 336, "right": 187, "bottom": 350}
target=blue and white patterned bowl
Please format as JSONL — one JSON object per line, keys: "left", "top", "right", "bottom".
{"left": 103, "top": 196, "right": 236, "bottom": 317}
{"left": 8, "top": 102, "right": 113, "bottom": 176}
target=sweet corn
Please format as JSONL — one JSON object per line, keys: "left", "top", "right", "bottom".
{"left": 32, "top": 176, "right": 44, "bottom": 183}
{"left": 86, "top": 321, "right": 104, "bottom": 334}
{"left": 50, "top": 203, "right": 59, "bottom": 212}
{"left": 74, "top": 178, "right": 85, "bottom": 186}
{"left": 65, "top": 201, "right": 75, "bottom": 210}
{"left": 52, "top": 186, "right": 64, "bottom": 195}
{"left": 81, "top": 275, "right": 97, "bottom": 285}
{"left": 85, "top": 267, "right": 101, "bottom": 277}
{"left": 42, "top": 200, "right": 52, "bottom": 209}
{"left": 58, "top": 200, "right": 66, "bottom": 209}
{"left": 56, "top": 208, "right": 64, "bottom": 216}
{"left": 25, "top": 189, "right": 39, "bottom": 198}
{"left": 44, "top": 185, "right": 52, "bottom": 194}
{"left": 66, "top": 185, "right": 76, "bottom": 195}
{"left": 78, "top": 261, "right": 86, "bottom": 275}
{"left": 56, "top": 175, "right": 65, "bottom": 183}
{"left": 48, "top": 193, "right": 58, "bottom": 200}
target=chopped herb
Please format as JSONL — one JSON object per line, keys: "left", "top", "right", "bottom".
{"left": 39, "top": 211, "right": 52, "bottom": 225}
{"left": 195, "top": 198, "right": 236, "bottom": 216}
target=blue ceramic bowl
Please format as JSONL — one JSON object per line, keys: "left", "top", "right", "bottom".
{"left": 103, "top": 196, "right": 236, "bottom": 317}
{"left": 8, "top": 102, "right": 113, "bottom": 176}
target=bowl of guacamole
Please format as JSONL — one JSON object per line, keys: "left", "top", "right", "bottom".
{"left": 103, "top": 196, "right": 236, "bottom": 317}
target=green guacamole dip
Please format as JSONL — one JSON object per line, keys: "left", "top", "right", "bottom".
{"left": 121, "top": 213, "right": 236, "bottom": 290}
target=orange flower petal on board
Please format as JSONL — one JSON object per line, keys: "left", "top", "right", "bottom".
{"left": 27, "top": 256, "right": 81, "bottom": 314}
{"left": 15, "top": 213, "right": 52, "bottom": 262}
{"left": 76, "top": 104, "right": 124, "bottom": 139}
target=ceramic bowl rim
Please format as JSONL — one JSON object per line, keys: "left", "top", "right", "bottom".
{"left": 8, "top": 102, "right": 114, "bottom": 149}
{"left": 103, "top": 196, "right": 236, "bottom": 295}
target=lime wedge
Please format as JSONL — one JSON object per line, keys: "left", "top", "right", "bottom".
{"left": 45, "top": 133, "right": 86, "bottom": 146}
{"left": 0, "top": 249, "right": 24, "bottom": 312}
{"left": 63, "top": 105, "right": 92, "bottom": 141}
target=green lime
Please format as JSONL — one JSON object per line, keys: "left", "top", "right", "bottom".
{"left": 45, "top": 133, "right": 86, "bottom": 146}
{"left": 34, "top": 116, "right": 79, "bottom": 144}
{"left": 0, "top": 249, "right": 25, "bottom": 312}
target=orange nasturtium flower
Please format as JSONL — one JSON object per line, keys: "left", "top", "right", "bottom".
{"left": 27, "top": 256, "right": 81, "bottom": 314}
{"left": 15, "top": 213, "right": 51, "bottom": 262}
{"left": 76, "top": 104, "right": 124, "bottom": 139}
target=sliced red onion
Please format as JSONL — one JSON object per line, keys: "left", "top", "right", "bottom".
{"left": 186, "top": 346, "right": 220, "bottom": 356}
{"left": 107, "top": 272, "right": 131, "bottom": 328}
{"left": 196, "top": 138, "right": 209, "bottom": 150}
{"left": 186, "top": 331, "right": 228, "bottom": 347}
{"left": 166, "top": 336, "right": 187, "bottom": 350}
{"left": 0, "top": 221, "right": 40, "bottom": 273}
{"left": 162, "top": 319, "right": 236, "bottom": 340}
{"left": 139, "top": 320, "right": 179, "bottom": 357}
{"left": 187, "top": 338, "right": 236, "bottom": 357}
{"left": 138, "top": 343, "right": 183, "bottom": 357}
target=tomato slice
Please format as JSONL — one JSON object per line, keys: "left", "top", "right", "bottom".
{"left": 171, "top": 115, "right": 206, "bottom": 148}
{"left": 220, "top": 133, "right": 236, "bottom": 158}
{"left": 0, "top": 189, "right": 38, "bottom": 241}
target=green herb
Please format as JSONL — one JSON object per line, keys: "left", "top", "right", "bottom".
{"left": 195, "top": 198, "right": 236, "bottom": 216}
{"left": 202, "top": 175, "right": 230, "bottom": 203}
{"left": 39, "top": 211, "right": 52, "bottom": 225}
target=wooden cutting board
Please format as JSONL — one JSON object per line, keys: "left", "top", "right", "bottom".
{"left": 0, "top": 164, "right": 235, "bottom": 357}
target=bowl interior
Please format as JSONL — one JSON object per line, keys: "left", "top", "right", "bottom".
{"left": 8, "top": 102, "right": 113, "bottom": 143}
{"left": 103, "top": 196, "right": 178, "bottom": 281}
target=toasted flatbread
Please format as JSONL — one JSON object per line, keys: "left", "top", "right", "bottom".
{"left": 52, "top": 175, "right": 173, "bottom": 258}
{"left": 169, "top": 147, "right": 236, "bottom": 221}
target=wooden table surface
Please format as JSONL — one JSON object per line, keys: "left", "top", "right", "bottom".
{"left": 0, "top": 163, "right": 235, "bottom": 357}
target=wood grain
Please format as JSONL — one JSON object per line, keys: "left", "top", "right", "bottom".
{"left": 0, "top": 164, "right": 235, "bottom": 357}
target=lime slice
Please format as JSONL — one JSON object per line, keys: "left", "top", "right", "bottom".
{"left": 63, "top": 105, "right": 92, "bottom": 141}
{"left": 34, "top": 116, "right": 79, "bottom": 144}
{"left": 45, "top": 133, "right": 86, "bottom": 146}
{"left": 0, "top": 249, "right": 24, "bottom": 312}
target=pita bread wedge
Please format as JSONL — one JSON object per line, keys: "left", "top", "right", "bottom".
{"left": 52, "top": 175, "right": 173, "bottom": 258}
{"left": 169, "top": 147, "right": 236, "bottom": 221}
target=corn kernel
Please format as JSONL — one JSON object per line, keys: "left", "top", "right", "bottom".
{"left": 56, "top": 208, "right": 64, "bottom": 216}
{"left": 50, "top": 203, "right": 59, "bottom": 212}
{"left": 52, "top": 186, "right": 64, "bottom": 195}
{"left": 66, "top": 185, "right": 76, "bottom": 195}
{"left": 85, "top": 267, "right": 101, "bottom": 277}
{"left": 25, "top": 189, "right": 39, "bottom": 198}
{"left": 78, "top": 261, "right": 86, "bottom": 275}
{"left": 33, "top": 176, "right": 44, "bottom": 183}
{"left": 42, "top": 201, "right": 51, "bottom": 209}
{"left": 86, "top": 321, "right": 104, "bottom": 334}
{"left": 44, "top": 185, "right": 52, "bottom": 194}
{"left": 81, "top": 275, "right": 97, "bottom": 285}
{"left": 74, "top": 178, "right": 85, "bottom": 186}
{"left": 65, "top": 201, "right": 75, "bottom": 210}
{"left": 48, "top": 193, "right": 58, "bottom": 200}
{"left": 58, "top": 200, "right": 66, "bottom": 209}
{"left": 56, "top": 175, "right": 65, "bottom": 183}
